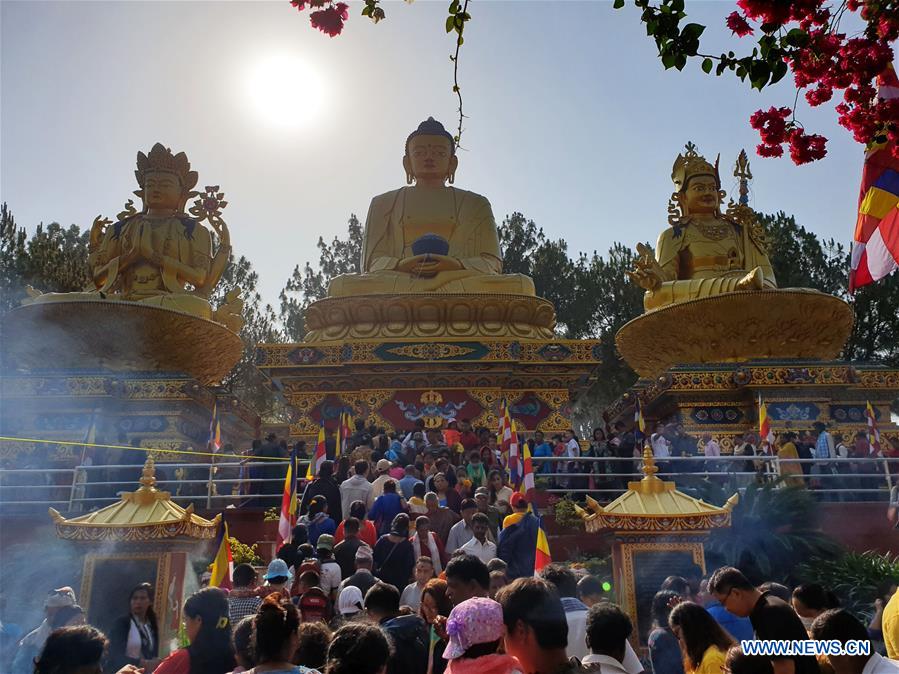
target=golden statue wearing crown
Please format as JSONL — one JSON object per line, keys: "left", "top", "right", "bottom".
{"left": 27, "top": 143, "right": 242, "bottom": 331}
{"left": 629, "top": 142, "right": 776, "bottom": 312}
{"left": 327, "top": 117, "right": 535, "bottom": 296}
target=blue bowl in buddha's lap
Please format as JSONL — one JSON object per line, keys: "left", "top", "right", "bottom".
{"left": 412, "top": 233, "right": 450, "bottom": 257}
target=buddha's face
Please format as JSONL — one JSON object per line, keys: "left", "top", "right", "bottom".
{"left": 404, "top": 134, "right": 458, "bottom": 183}
{"left": 143, "top": 171, "right": 183, "bottom": 211}
{"left": 679, "top": 175, "right": 722, "bottom": 215}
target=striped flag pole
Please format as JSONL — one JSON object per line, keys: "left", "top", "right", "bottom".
{"left": 759, "top": 395, "right": 774, "bottom": 446}
{"left": 520, "top": 441, "right": 537, "bottom": 515}
{"left": 208, "top": 401, "right": 222, "bottom": 453}
{"left": 335, "top": 412, "right": 343, "bottom": 460}
{"left": 508, "top": 417, "right": 521, "bottom": 489}
{"left": 866, "top": 401, "right": 882, "bottom": 454}
{"left": 209, "top": 519, "right": 233, "bottom": 589}
{"left": 634, "top": 397, "right": 647, "bottom": 449}
{"left": 277, "top": 445, "right": 299, "bottom": 548}
{"left": 306, "top": 422, "right": 326, "bottom": 480}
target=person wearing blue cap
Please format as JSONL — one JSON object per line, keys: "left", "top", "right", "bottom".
{"left": 259, "top": 559, "right": 292, "bottom": 600}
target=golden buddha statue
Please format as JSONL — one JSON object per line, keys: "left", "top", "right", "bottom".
{"left": 327, "top": 117, "right": 535, "bottom": 296}
{"left": 629, "top": 142, "right": 776, "bottom": 312}
{"left": 27, "top": 143, "right": 241, "bottom": 330}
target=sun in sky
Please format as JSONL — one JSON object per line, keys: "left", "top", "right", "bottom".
{"left": 244, "top": 51, "right": 328, "bottom": 131}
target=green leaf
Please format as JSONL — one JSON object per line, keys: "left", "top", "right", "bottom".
{"left": 674, "top": 53, "right": 687, "bottom": 70}
{"left": 448, "top": 0, "right": 460, "bottom": 13}
{"left": 770, "top": 60, "right": 788, "bottom": 84}
{"left": 701, "top": 57, "right": 713, "bottom": 74}
{"left": 613, "top": 0, "right": 625, "bottom": 8}
{"left": 445, "top": 15, "right": 454, "bottom": 32}
{"left": 661, "top": 51, "right": 676, "bottom": 69}
{"left": 680, "top": 22, "right": 705, "bottom": 40}
{"left": 784, "top": 28, "right": 809, "bottom": 47}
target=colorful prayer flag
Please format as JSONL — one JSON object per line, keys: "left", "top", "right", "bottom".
{"left": 340, "top": 412, "right": 351, "bottom": 457}
{"left": 866, "top": 401, "right": 882, "bottom": 454}
{"left": 306, "top": 423, "right": 326, "bottom": 481}
{"left": 759, "top": 396, "right": 774, "bottom": 445}
{"left": 849, "top": 62, "right": 899, "bottom": 292}
{"left": 634, "top": 397, "right": 647, "bottom": 449}
{"left": 534, "top": 524, "right": 552, "bottom": 573}
{"left": 520, "top": 440, "right": 535, "bottom": 499}
{"left": 209, "top": 519, "right": 233, "bottom": 589}
{"left": 208, "top": 401, "right": 222, "bottom": 452}
{"left": 278, "top": 445, "right": 299, "bottom": 547}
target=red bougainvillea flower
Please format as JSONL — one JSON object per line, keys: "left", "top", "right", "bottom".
{"left": 750, "top": 106, "right": 793, "bottom": 145}
{"left": 787, "top": 130, "right": 828, "bottom": 164}
{"left": 726, "top": 11, "right": 754, "bottom": 37}
{"left": 805, "top": 84, "right": 834, "bottom": 106}
{"left": 757, "top": 143, "right": 784, "bottom": 157}
{"left": 290, "top": 0, "right": 307, "bottom": 9}
{"left": 310, "top": 2, "right": 348, "bottom": 36}
{"left": 736, "top": 0, "right": 791, "bottom": 26}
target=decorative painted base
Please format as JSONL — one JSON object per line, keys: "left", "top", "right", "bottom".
{"left": 615, "top": 289, "right": 854, "bottom": 378}
{"left": 0, "top": 370, "right": 258, "bottom": 475}
{"left": 302, "top": 293, "right": 557, "bottom": 341}
{"left": 2, "top": 300, "right": 243, "bottom": 386}
{"left": 604, "top": 360, "right": 899, "bottom": 455}
{"left": 256, "top": 337, "right": 601, "bottom": 440}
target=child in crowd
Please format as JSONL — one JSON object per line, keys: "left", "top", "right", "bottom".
{"left": 443, "top": 597, "right": 523, "bottom": 674}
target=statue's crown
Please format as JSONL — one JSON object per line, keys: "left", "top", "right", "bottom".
{"left": 135, "top": 143, "right": 199, "bottom": 193}
{"left": 672, "top": 142, "right": 720, "bottom": 190}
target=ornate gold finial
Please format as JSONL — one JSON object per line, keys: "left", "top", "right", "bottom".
{"left": 134, "top": 143, "right": 199, "bottom": 208}
{"left": 641, "top": 447, "right": 659, "bottom": 480}
{"left": 671, "top": 141, "right": 720, "bottom": 190}
{"left": 138, "top": 457, "right": 157, "bottom": 490}
{"left": 733, "top": 150, "right": 752, "bottom": 206}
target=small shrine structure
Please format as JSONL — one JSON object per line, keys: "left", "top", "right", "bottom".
{"left": 49, "top": 458, "right": 220, "bottom": 654}
{"left": 576, "top": 450, "right": 737, "bottom": 645}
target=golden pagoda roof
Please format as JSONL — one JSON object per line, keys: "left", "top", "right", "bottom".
{"left": 49, "top": 459, "right": 220, "bottom": 542}
{"left": 575, "top": 449, "right": 737, "bottom": 533}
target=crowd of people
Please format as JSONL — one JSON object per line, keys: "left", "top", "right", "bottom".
{"left": 11, "top": 557, "right": 899, "bottom": 674}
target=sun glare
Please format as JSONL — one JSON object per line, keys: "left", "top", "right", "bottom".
{"left": 245, "top": 52, "right": 327, "bottom": 131}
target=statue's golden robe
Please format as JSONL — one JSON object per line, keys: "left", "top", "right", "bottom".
{"left": 643, "top": 216, "right": 776, "bottom": 311}
{"left": 328, "top": 186, "right": 535, "bottom": 296}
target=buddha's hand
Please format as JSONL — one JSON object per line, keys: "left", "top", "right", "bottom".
{"left": 397, "top": 254, "right": 463, "bottom": 277}
{"left": 627, "top": 242, "right": 664, "bottom": 291}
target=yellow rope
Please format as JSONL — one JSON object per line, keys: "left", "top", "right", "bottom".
{"left": 0, "top": 436, "right": 292, "bottom": 461}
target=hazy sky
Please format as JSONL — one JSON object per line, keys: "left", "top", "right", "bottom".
{"left": 1, "top": 1, "right": 867, "bottom": 308}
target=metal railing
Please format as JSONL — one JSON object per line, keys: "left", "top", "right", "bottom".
{"left": 0, "top": 454, "right": 895, "bottom": 514}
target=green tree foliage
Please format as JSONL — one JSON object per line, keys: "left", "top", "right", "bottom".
{"left": 0, "top": 203, "right": 91, "bottom": 315}
{"left": 279, "top": 214, "right": 363, "bottom": 341}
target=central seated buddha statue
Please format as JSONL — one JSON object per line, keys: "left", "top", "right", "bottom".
{"left": 327, "top": 117, "right": 535, "bottom": 296}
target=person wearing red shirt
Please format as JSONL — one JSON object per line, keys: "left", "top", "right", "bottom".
{"left": 334, "top": 500, "right": 377, "bottom": 547}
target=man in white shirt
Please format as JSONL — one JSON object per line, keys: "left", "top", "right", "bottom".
{"left": 459, "top": 513, "right": 497, "bottom": 564}
{"left": 340, "top": 460, "right": 374, "bottom": 513}
{"left": 811, "top": 608, "right": 899, "bottom": 674}
{"left": 650, "top": 423, "right": 672, "bottom": 475}
{"left": 400, "top": 556, "right": 435, "bottom": 612}
{"left": 369, "top": 459, "right": 394, "bottom": 501}
{"left": 581, "top": 603, "right": 634, "bottom": 674}
{"left": 446, "top": 499, "right": 479, "bottom": 553}
{"left": 539, "top": 563, "right": 644, "bottom": 673}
